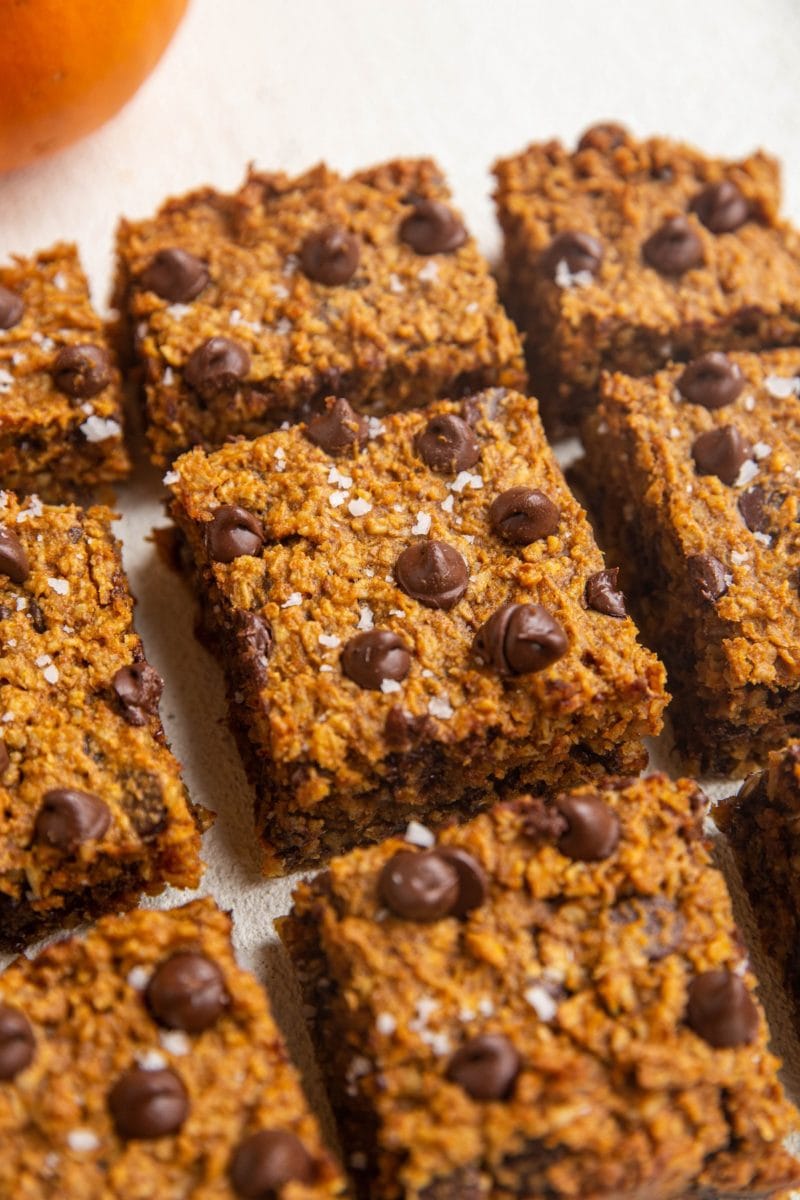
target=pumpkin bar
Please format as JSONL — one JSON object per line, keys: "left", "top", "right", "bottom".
{"left": 113, "top": 158, "right": 526, "bottom": 466}
{"left": 168, "top": 387, "right": 666, "bottom": 875}
{"left": 579, "top": 347, "right": 800, "bottom": 775}
{"left": 0, "top": 491, "right": 202, "bottom": 948}
{"left": 0, "top": 898, "right": 344, "bottom": 1199}
{"left": 0, "top": 242, "right": 130, "bottom": 500}
{"left": 493, "top": 122, "right": 800, "bottom": 432}
{"left": 280, "top": 777, "right": 800, "bottom": 1200}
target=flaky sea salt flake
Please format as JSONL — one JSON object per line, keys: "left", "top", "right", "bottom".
{"left": 281, "top": 593, "right": 303, "bottom": 609}
{"left": 405, "top": 820, "right": 435, "bottom": 848}
{"left": 411, "top": 511, "right": 431, "bottom": 535}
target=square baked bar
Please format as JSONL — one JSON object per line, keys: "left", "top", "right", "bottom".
{"left": 0, "top": 492, "right": 202, "bottom": 947}
{"left": 0, "top": 242, "right": 130, "bottom": 499}
{"left": 493, "top": 123, "right": 800, "bottom": 431}
{"left": 0, "top": 898, "right": 344, "bottom": 1198}
{"left": 281, "top": 777, "right": 800, "bottom": 1200}
{"left": 580, "top": 347, "right": 800, "bottom": 775}
{"left": 169, "top": 387, "right": 666, "bottom": 874}
{"left": 114, "top": 158, "right": 526, "bottom": 465}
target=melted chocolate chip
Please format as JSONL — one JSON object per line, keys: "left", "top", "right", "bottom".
{"left": 0, "top": 527, "right": 30, "bottom": 584}
{"left": 51, "top": 344, "right": 112, "bottom": 398}
{"left": 205, "top": 505, "right": 265, "bottom": 563}
{"left": 184, "top": 337, "right": 250, "bottom": 399}
{"left": 687, "top": 553, "right": 729, "bottom": 602}
{"left": 378, "top": 850, "right": 459, "bottom": 921}
{"left": 584, "top": 569, "right": 626, "bottom": 618}
{"left": 112, "top": 662, "right": 163, "bottom": 726}
{"left": 0, "top": 1005, "right": 35, "bottom": 1080}
{"left": 34, "top": 789, "right": 111, "bottom": 850}
{"left": 232, "top": 610, "right": 273, "bottom": 688}
{"left": 555, "top": 793, "right": 620, "bottom": 861}
{"left": 415, "top": 414, "right": 480, "bottom": 474}
{"left": 686, "top": 970, "right": 759, "bottom": 1048}
{"left": 540, "top": 231, "right": 603, "bottom": 279}
{"left": 446, "top": 1034, "right": 520, "bottom": 1101}
{"left": 436, "top": 846, "right": 488, "bottom": 916}
{"left": 108, "top": 1066, "right": 188, "bottom": 1139}
{"left": 690, "top": 180, "right": 750, "bottom": 234}
{"left": 384, "top": 706, "right": 433, "bottom": 748}
{"left": 677, "top": 353, "right": 745, "bottom": 410}
{"left": 520, "top": 795, "right": 569, "bottom": 842}
{"left": 306, "top": 396, "right": 368, "bottom": 455}
{"left": 146, "top": 952, "right": 229, "bottom": 1032}
{"left": 0, "top": 285, "right": 24, "bottom": 330}
{"left": 489, "top": 487, "right": 559, "bottom": 545}
{"left": 139, "top": 248, "right": 209, "bottom": 302}
{"left": 400, "top": 199, "right": 467, "bottom": 255}
{"left": 229, "top": 1130, "right": 315, "bottom": 1197}
{"left": 642, "top": 216, "right": 704, "bottom": 275}
{"left": 691, "top": 426, "right": 752, "bottom": 486}
{"left": 577, "top": 122, "right": 629, "bottom": 152}
{"left": 341, "top": 630, "right": 411, "bottom": 691}
{"left": 0, "top": 740, "right": 8, "bottom": 774}
{"left": 300, "top": 225, "right": 360, "bottom": 285}
{"left": 395, "top": 540, "right": 468, "bottom": 609}
{"left": 738, "top": 486, "right": 768, "bottom": 533}
{"left": 473, "top": 603, "right": 568, "bottom": 675}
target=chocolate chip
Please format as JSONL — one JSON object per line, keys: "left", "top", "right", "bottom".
{"left": 395, "top": 540, "right": 468, "bottom": 610}
{"left": 108, "top": 1066, "right": 188, "bottom": 1139}
{"left": 687, "top": 553, "right": 729, "bottom": 602}
{"left": 384, "top": 706, "right": 433, "bottom": 748}
{"left": 0, "top": 1005, "right": 35, "bottom": 1080}
{"left": 677, "top": 353, "right": 745, "bottom": 410}
{"left": 232, "top": 610, "right": 273, "bottom": 689}
{"left": 139, "top": 248, "right": 209, "bottom": 302}
{"left": 378, "top": 850, "right": 459, "bottom": 921}
{"left": 0, "top": 285, "right": 24, "bottom": 330}
{"left": 415, "top": 414, "right": 480, "bottom": 474}
{"left": 540, "top": 231, "right": 603, "bottom": 279}
{"left": 473, "top": 603, "right": 568, "bottom": 675}
{"left": 738, "top": 486, "right": 768, "bottom": 533}
{"left": 300, "top": 225, "right": 360, "bottom": 285}
{"left": 585, "top": 569, "right": 626, "bottom": 618}
{"left": 489, "top": 487, "right": 559, "bottom": 545}
{"left": 306, "top": 396, "right": 368, "bottom": 455}
{"left": 0, "top": 740, "right": 8, "bottom": 774}
{"left": 185, "top": 337, "right": 250, "bottom": 399}
{"left": 341, "top": 630, "right": 411, "bottom": 691}
{"left": 642, "top": 216, "right": 704, "bottom": 275}
{"left": 686, "top": 970, "right": 759, "bottom": 1048}
{"left": 691, "top": 181, "right": 750, "bottom": 234}
{"left": 0, "top": 527, "right": 30, "bottom": 584}
{"left": 146, "top": 952, "right": 229, "bottom": 1032}
{"left": 400, "top": 199, "right": 467, "bottom": 255}
{"left": 738, "top": 769, "right": 768, "bottom": 807}
{"left": 112, "top": 662, "right": 163, "bottom": 726}
{"left": 519, "top": 795, "right": 569, "bottom": 842}
{"left": 51, "top": 344, "right": 112, "bottom": 398}
{"left": 229, "top": 1130, "right": 315, "bottom": 1197}
{"left": 555, "top": 793, "right": 620, "bottom": 861}
{"left": 577, "top": 122, "right": 629, "bottom": 152}
{"left": 205, "top": 505, "right": 265, "bottom": 564}
{"left": 691, "top": 426, "right": 751, "bottom": 486}
{"left": 34, "top": 788, "right": 110, "bottom": 850}
{"left": 446, "top": 1034, "right": 520, "bottom": 1101}
{"left": 436, "top": 847, "right": 488, "bottom": 916}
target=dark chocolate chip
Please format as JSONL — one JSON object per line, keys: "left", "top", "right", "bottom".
{"left": 436, "top": 846, "right": 488, "bottom": 916}
{"left": 384, "top": 706, "right": 433, "bottom": 748}
{"left": 0, "top": 1005, "right": 35, "bottom": 1080}
{"left": 555, "top": 793, "right": 620, "bottom": 861}
{"left": 205, "top": 505, "right": 265, "bottom": 563}
{"left": 691, "top": 426, "right": 752, "bottom": 486}
{"left": 686, "top": 969, "right": 759, "bottom": 1048}
{"left": 378, "top": 850, "right": 459, "bottom": 921}
{"left": 146, "top": 952, "right": 229, "bottom": 1032}
{"left": 738, "top": 486, "right": 768, "bottom": 533}
{"left": 489, "top": 487, "right": 559, "bottom": 545}
{"left": 300, "top": 225, "right": 360, "bottom": 285}
{"left": 642, "top": 216, "right": 704, "bottom": 275}
{"left": 0, "top": 285, "right": 24, "bottom": 330}
{"left": 395, "top": 540, "right": 468, "bottom": 610}
{"left": 108, "top": 1066, "right": 189, "bottom": 1139}
{"left": 577, "top": 122, "right": 629, "bottom": 152}
{"left": 51, "top": 344, "right": 112, "bottom": 398}
{"left": 473, "top": 603, "right": 568, "bottom": 675}
{"left": 415, "top": 414, "right": 480, "bottom": 474}
{"left": 232, "top": 610, "right": 273, "bottom": 689}
{"left": 0, "top": 527, "right": 30, "bottom": 584}
{"left": 520, "top": 795, "right": 569, "bottom": 842}
{"left": 584, "top": 568, "right": 626, "bottom": 618}
{"left": 34, "top": 789, "right": 111, "bottom": 850}
{"left": 738, "top": 769, "right": 767, "bottom": 807}
{"left": 0, "top": 740, "right": 8, "bottom": 774}
{"left": 139, "top": 248, "right": 209, "bottom": 302}
{"left": 112, "top": 662, "right": 163, "bottom": 726}
{"left": 341, "top": 630, "right": 411, "bottom": 691}
{"left": 690, "top": 180, "right": 750, "bottom": 234}
{"left": 446, "top": 1034, "right": 520, "bottom": 1101}
{"left": 687, "top": 553, "right": 729, "bottom": 602}
{"left": 677, "top": 353, "right": 745, "bottom": 410}
{"left": 400, "top": 199, "right": 467, "bottom": 255}
{"left": 229, "top": 1130, "right": 315, "bottom": 1197}
{"left": 306, "top": 396, "right": 368, "bottom": 455}
{"left": 185, "top": 337, "right": 250, "bottom": 399}
{"left": 540, "top": 231, "right": 603, "bottom": 280}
